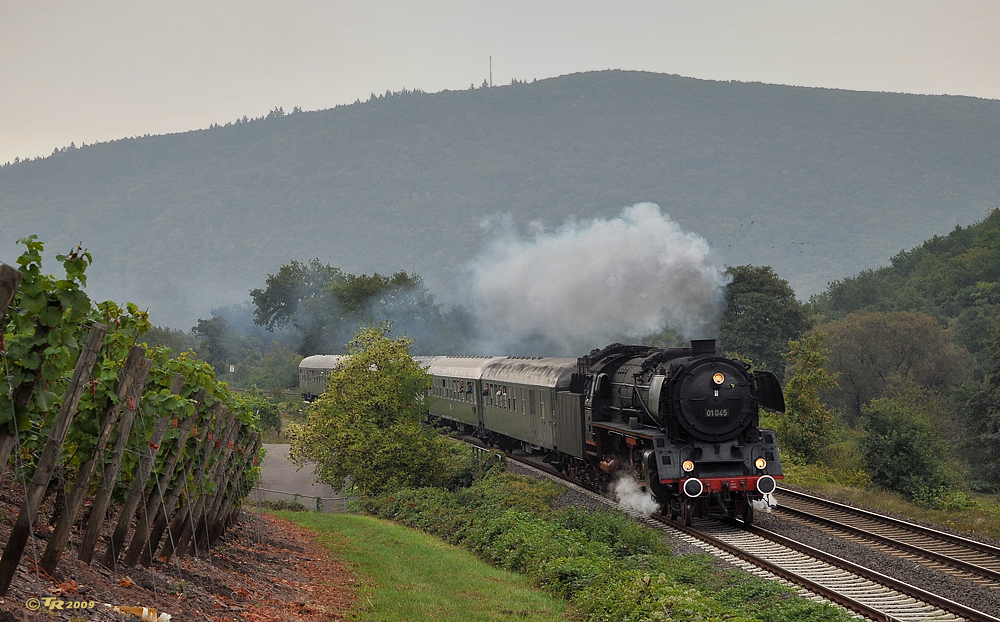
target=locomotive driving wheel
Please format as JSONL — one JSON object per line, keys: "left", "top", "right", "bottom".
{"left": 679, "top": 499, "right": 693, "bottom": 527}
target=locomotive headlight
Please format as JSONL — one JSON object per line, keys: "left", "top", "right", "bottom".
{"left": 755, "top": 457, "right": 767, "bottom": 470}
{"left": 682, "top": 460, "right": 695, "bottom": 472}
{"left": 712, "top": 372, "right": 725, "bottom": 385}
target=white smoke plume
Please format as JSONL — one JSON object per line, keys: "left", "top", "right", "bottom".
{"left": 612, "top": 475, "right": 661, "bottom": 517}
{"left": 464, "top": 203, "right": 727, "bottom": 354}
{"left": 753, "top": 493, "right": 777, "bottom": 513}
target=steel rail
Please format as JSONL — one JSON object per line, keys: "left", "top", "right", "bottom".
{"left": 773, "top": 502, "right": 1000, "bottom": 585}
{"left": 777, "top": 486, "right": 1000, "bottom": 559}
{"left": 743, "top": 521, "right": 1000, "bottom": 622}
{"left": 651, "top": 515, "right": 921, "bottom": 622}
{"left": 656, "top": 514, "right": 999, "bottom": 622}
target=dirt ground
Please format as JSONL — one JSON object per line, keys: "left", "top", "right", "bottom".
{"left": 0, "top": 467, "right": 358, "bottom": 622}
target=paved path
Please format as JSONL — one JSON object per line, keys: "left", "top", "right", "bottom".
{"left": 254, "top": 443, "right": 345, "bottom": 512}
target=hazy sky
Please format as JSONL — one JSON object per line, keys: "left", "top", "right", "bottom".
{"left": 3, "top": 0, "right": 1000, "bottom": 166}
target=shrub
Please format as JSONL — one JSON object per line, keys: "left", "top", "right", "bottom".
{"left": 861, "top": 396, "right": 952, "bottom": 499}
{"left": 260, "top": 499, "right": 308, "bottom": 512}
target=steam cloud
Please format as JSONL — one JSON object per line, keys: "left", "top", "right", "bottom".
{"left": 465, "top": 203, "right": 726, "bottom": 354}
{"left": 612, "top": 475, "right": 660, "bottom": 517}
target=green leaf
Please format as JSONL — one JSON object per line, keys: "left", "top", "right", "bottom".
{"left": 20, "top": 351, "right": 41, "bottom": 371}
{"left": 22, "top": 291, "right": 47, "bottom": 314}
{"left": 36, "top": 390, "right": 58, "bottom": 412}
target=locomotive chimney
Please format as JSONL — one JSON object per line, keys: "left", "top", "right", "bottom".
{"left": 690, "top": 339, "right": 716, "bottom": 356}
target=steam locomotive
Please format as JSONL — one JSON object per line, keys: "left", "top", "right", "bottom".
{"left": 299, "top": 340, "right": 785, "bottom": 525}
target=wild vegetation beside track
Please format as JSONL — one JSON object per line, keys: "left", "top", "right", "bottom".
{"left": 345, "top": 453, "right": 852, "bottom": 622}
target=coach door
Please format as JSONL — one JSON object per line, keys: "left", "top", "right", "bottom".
{"left": 535, "top": 388, "right": 553, "bottom": 449}
{"left": 527, "top": 387, "right": 537, "bottom": 443}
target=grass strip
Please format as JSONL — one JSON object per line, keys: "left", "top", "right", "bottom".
{"left": 277, "top": 511, "right": 573, "bottom": 622}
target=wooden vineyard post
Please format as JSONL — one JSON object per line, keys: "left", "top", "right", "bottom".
{"left": 39, "top": 346, "right": 150, "bottom": 573}
{"left": 198, "top": 429, "right": 252, "bottom": 549}
{"left": 99, "top": 373, "right": 183, "bottom": 569}
{"left": 0, "top": 323, "right": 107, "bottom": 596}
{"left": 162, "top": 411, "right": 236, "bottom": 560}
{"left": 121, "top": 391, "right": 202, "bottom": 568}
{"left": 0, "top": 262, "right": 23, "bottom": 473}
{"left": 189, "top": 420, "right": 244, "bottom": 553}
{"left": 206, "top": 431, "right": 258, "bottom": 546}
{"left": 136, "top": 403, "right": 217, "bottom": 567}
{"left": 222, "top": 435, "right": 262, "bottom": 532}
{"left": 0, "top": 263, "right": 21, "bottom": 316}
{"left": 226, "top": 436, "right": 263, "bottom": 529}
{"left": 76, "top": 354, "right": 153, "bottom": 564}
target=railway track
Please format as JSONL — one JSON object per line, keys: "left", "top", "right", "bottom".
{"left": 497, "top": 449, "right": 999, "bottom": 622}
{"left": 773, "top": 487, "right": 1000, "bottom": 590}
{"left": 665, "top": 516, "right": 998, "bottom": 622}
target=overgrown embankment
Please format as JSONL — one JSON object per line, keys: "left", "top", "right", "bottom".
{"left": 327, "top": 457, "right": 853, "bottom": 622}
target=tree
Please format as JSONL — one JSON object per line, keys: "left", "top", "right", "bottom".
{"left": 820, "top": 311, "right": 973, "bottom": 422}
{"left": 860, "top": 391, "right": 952, "bottom": 500}
{"left": 956, "top": 317, "right": 1000, "bottom": 489}
{"left": 237, "top": 387, "right": 282, "bottom": 432}
{"left": 330, "top": 271, "right": 424, "bottom": 314}
{"left": 250, "top": 260, "right": 468, "bottom": 355}
{"left": 191, "top": 316, "right": 234, "bottom": 369}
{"left": 719, "top": 265, "right": 809, "bottom": 381}
{"left": 238, "top": 343, "right": 303, "bottom": 392}
{"left": 768, "top": 333, "right": 837, "bottom": 464}
{"left": 287, "top": 324, "right": 448, "bottom": 496}
{"left": 250, "top": 259, "right": 345, "bottom": 332}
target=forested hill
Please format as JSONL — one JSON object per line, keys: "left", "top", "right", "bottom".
{"left": 812, "top": 208, "right": 1000, "bottom": 366}
{"left": 2, "top": 70, "right": 999, "bottom": 328}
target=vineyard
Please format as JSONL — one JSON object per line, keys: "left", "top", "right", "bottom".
{"left": 0, "top": 236, "right": 268, "bottom": 616}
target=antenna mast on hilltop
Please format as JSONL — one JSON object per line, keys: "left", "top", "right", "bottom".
{"left": 490, "top": 56, "right": 492, "bottom": 87}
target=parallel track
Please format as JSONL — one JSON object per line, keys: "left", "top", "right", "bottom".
{"left": 774, "top": 487, "right": 1000, "bottom": 589}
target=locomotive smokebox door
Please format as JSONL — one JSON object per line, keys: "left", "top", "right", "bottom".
{"left": 676, "top": 359, "right": 754, "bottom": 441}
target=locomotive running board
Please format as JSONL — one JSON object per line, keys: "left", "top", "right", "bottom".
{"left": 591, "top": 421, "right": 660, "bottom": 442}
